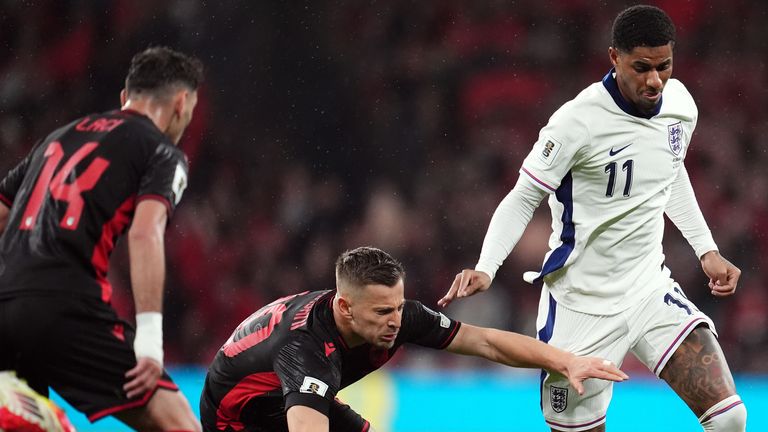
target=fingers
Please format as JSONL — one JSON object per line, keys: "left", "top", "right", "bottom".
{"left": 123, "top": 358, "right": 162, "bottom": 399}
{"left": 437, "top": 273, "right": 462, "bottom": 308}
{"left": 703, "top": 253, "right": 741, "bottom": 297}
{"left": 456, "top": 270, "right": 474, "bottom": 298}
{"left": 567, "top": 358, "right": 629, "bottom": 396}
{"left": 573, "top": 380, "right": 584, "bottom": 396}
{"left": 458, "top": 270, "right": 491, "bottom": 298}
{"left": 709, "top": 275, "right": 737, "bottom": 297}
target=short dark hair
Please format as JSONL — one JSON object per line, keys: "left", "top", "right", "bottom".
{"left": 335, "top": 247, "right": 405, "bottom": 288}
{"left": 611, "top": 5, "right": 676, "bottom": 52}
{"left": 125, "top": 46, "right": 204, "bottom": 96}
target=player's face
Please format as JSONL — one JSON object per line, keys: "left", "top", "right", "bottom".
{"left": 349, "top": 280, "right": 405, "bottom": 349}
{"left": 610, "top": 43, "right": 673, "bottom": 114}
{"left": 167, "top": 89, "right": 199, "bottom": 144}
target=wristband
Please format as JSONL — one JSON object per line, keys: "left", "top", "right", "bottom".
{"left": 134, "top": 312, "right": 163, "bottom": 366}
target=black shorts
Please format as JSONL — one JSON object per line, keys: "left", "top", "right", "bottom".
{"left": 200, "top": 387, "right": 370, "bottom": 432}
{"left": 0, "top": 295, "right": 178, "bottom": 422}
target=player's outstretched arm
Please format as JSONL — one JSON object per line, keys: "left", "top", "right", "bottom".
{"left": 445, "top": 324, "right": 629, "bottom": 395}
{"left": 287, "top": 405, "right": 330, "bottom": 432}
{"left": 124, "top": 199, "right": 168, "bottom": 398}
{"left": 0, "top": 203, "right": 9, "bottom": 234}
{"left": 439, "top": 176, "right": 547, "bottom": 308}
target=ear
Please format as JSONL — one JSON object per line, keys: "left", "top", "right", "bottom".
{"left": 608, "top": 47, "right": 619, "bottom": 68}
{"left": 172, "top": 90, "right": 187, "bottom": 116}
{"left": 120, "top": 89, "right": 128, "bottom": 106}
{"left": 337, "top": 295, "right": 353, "bottom": 320}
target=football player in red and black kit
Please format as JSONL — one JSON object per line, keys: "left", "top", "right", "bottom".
{"left": 0, "top": 47, "right": 202, "bottom": 431}
{"left": 201, "top": 247, "right": 629, "bottom": 432}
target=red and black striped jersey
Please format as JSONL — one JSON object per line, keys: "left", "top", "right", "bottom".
{"left": 0, "top": 109, "right": 188, "bottom": 302}
{"left": 200, "top": 290, "right": 461, "bottom": 431}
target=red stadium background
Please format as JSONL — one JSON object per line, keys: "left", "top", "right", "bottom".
{"left": 0, "top": 0, "right": 766, "bottom": 377}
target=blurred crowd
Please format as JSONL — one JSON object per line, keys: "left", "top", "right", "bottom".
{"left": 1, "top": 0, "right": 766, "bottom": 372}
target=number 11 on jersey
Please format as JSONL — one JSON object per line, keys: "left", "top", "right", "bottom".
{"left": 605, "top": 159, "right": 634, "bottom": 198}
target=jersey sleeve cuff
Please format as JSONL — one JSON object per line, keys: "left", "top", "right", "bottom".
{"left": 136, "top": 194, "right": 173, "bottom": 216}
{"left": 284, "top": 391, "right": 331, "bottom": 416}
{"left": 520, "top": 167, "right": 557, "bottom": 193}
{"left": 0, "top": 193, "right": 12, "bottom": 207}
{"left": 696, "top": 243, "right": 719, "bottom": 260}
{"left": 438, "top": 321, "right": 462, "bottom": 349}
{"left": 474, "top": 263, "right": 497, "bottom": 282}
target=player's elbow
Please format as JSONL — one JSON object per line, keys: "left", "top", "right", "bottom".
{"left": 128, "top": 225, "right": 164, "bottom": 248}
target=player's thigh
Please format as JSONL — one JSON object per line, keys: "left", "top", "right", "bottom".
{"left": 629, "top": 281, "right": 717, "bottom": 376}
{"left": 114, "top": 387, "right": 200, "bottom": 432}
{"left": 628, "top": 281, "right": 735, "bottom": 416}
{"left": 0, "top": 296, "right": 56, "bottom": 395}
{"left": 42, "top": 298, "right": 182, "bottom": 422}
{"left": 659, "top": 325, "right": 737, "bottom": 417}
{"left": 537, "top": 289, "right": 630, "bottom": 431}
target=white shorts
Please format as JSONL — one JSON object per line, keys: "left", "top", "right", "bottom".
{"left": 536, "top": 279, "right": 716, "bottom": 431}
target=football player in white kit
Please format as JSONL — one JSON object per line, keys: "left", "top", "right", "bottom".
{"left": 439, "top": 5, "right": 746, "bottom": 432}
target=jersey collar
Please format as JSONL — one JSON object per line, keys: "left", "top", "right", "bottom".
{"left": 322, "top": 293, "right": 350, "bottom": 351}
{"left": 602, "top": 68, "right": 662, "bottom": 119}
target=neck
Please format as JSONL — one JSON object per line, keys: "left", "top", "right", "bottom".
{"left": 332, "top": 296, "right": 364, "bottom": 348}
{"left": 122, "top": 98, "right": 171, "bottom": 134}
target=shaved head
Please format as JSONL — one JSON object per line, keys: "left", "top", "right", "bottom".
{"left": 335, "top": 247, "right": 405, "bottom": 296}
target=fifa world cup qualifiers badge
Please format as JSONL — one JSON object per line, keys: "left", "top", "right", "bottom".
{"left": 299, "top": 376, "right": 328, "bottom": 397}
{"left": 538, "top": 139, "right": 562, "bottom": 166}
{"left": 550, "top": 386, "right": 568, "bottom": 413}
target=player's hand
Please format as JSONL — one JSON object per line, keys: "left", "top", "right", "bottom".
{"left": 700, "top": 250, "right": 741, "bottom": 297}
{"left": 124, "top": 357, "right": 162, "bottom": 399}
{"left": 563, "top": 357, "right": 629, "bottom": 396}
{"left": 438, "top": 269, "right": 491, "bottom": 308}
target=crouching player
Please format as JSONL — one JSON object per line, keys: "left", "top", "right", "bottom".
{"left": 200, "top": 247, "right": 629, "bottom": 431}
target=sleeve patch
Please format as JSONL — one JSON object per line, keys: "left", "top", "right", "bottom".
{"left": 420, "top": 303, "right": 449, "bottom": 328}
{"left": 439, "top": 313, "right": 450, "bottom": 329}
{"left": 299, "top": 376, "right": 329, "bottom": 397}
{"left": 171, "top": 163, "right": 188, "bottom": 205}
{"left": 537, "top": 139, "right": 562, "bottom": 166}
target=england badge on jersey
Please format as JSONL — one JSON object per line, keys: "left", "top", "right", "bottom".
{"left": 668, "top": 122, "right": 683, "bottom": 156}
{"left": 550, "top": 386, "right": 568, "bottom": 413}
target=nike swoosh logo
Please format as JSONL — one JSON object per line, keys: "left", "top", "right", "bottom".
{"left": 609, "top": 143, "right": 632, "bottom": 156}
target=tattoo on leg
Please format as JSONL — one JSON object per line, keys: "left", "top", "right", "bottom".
{"left": 660, "top": 326, "right": 736, "bottom": 417}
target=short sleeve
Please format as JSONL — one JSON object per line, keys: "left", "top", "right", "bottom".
{"left": 275, "top": 336, "right": 341, "bottom": 416}
{"left": 0, "top": 143, "right": 38, "bottom": 207}
{"left": 399, "top": 301, "right": 461, "bottom": 349}
{"left": 520, "top": 105, "right": 589, "bottom": 193}
{"left": 137, "top": 143, "right": 188, "bottom": 217}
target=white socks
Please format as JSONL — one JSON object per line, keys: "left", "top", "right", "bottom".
{"left": 699, "top": 395, "right": 747, "bottom": 432}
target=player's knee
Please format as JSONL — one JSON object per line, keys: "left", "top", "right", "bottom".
{"left": 140, "top": 389, "right": 201, "bottom": 432}
{"left": 156, "top": 405, "right": 201, "bottom": 432}
{"left": 699, "top": 395, "right": 746, "bottom": 432}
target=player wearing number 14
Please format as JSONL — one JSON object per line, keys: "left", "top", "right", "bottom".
{"left": 0, "top": 47, "right": 202, "bottom": 430}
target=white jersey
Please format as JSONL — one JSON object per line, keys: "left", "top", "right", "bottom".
{"left": 520, "top": 70, "right": 700, "bottom": 315}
